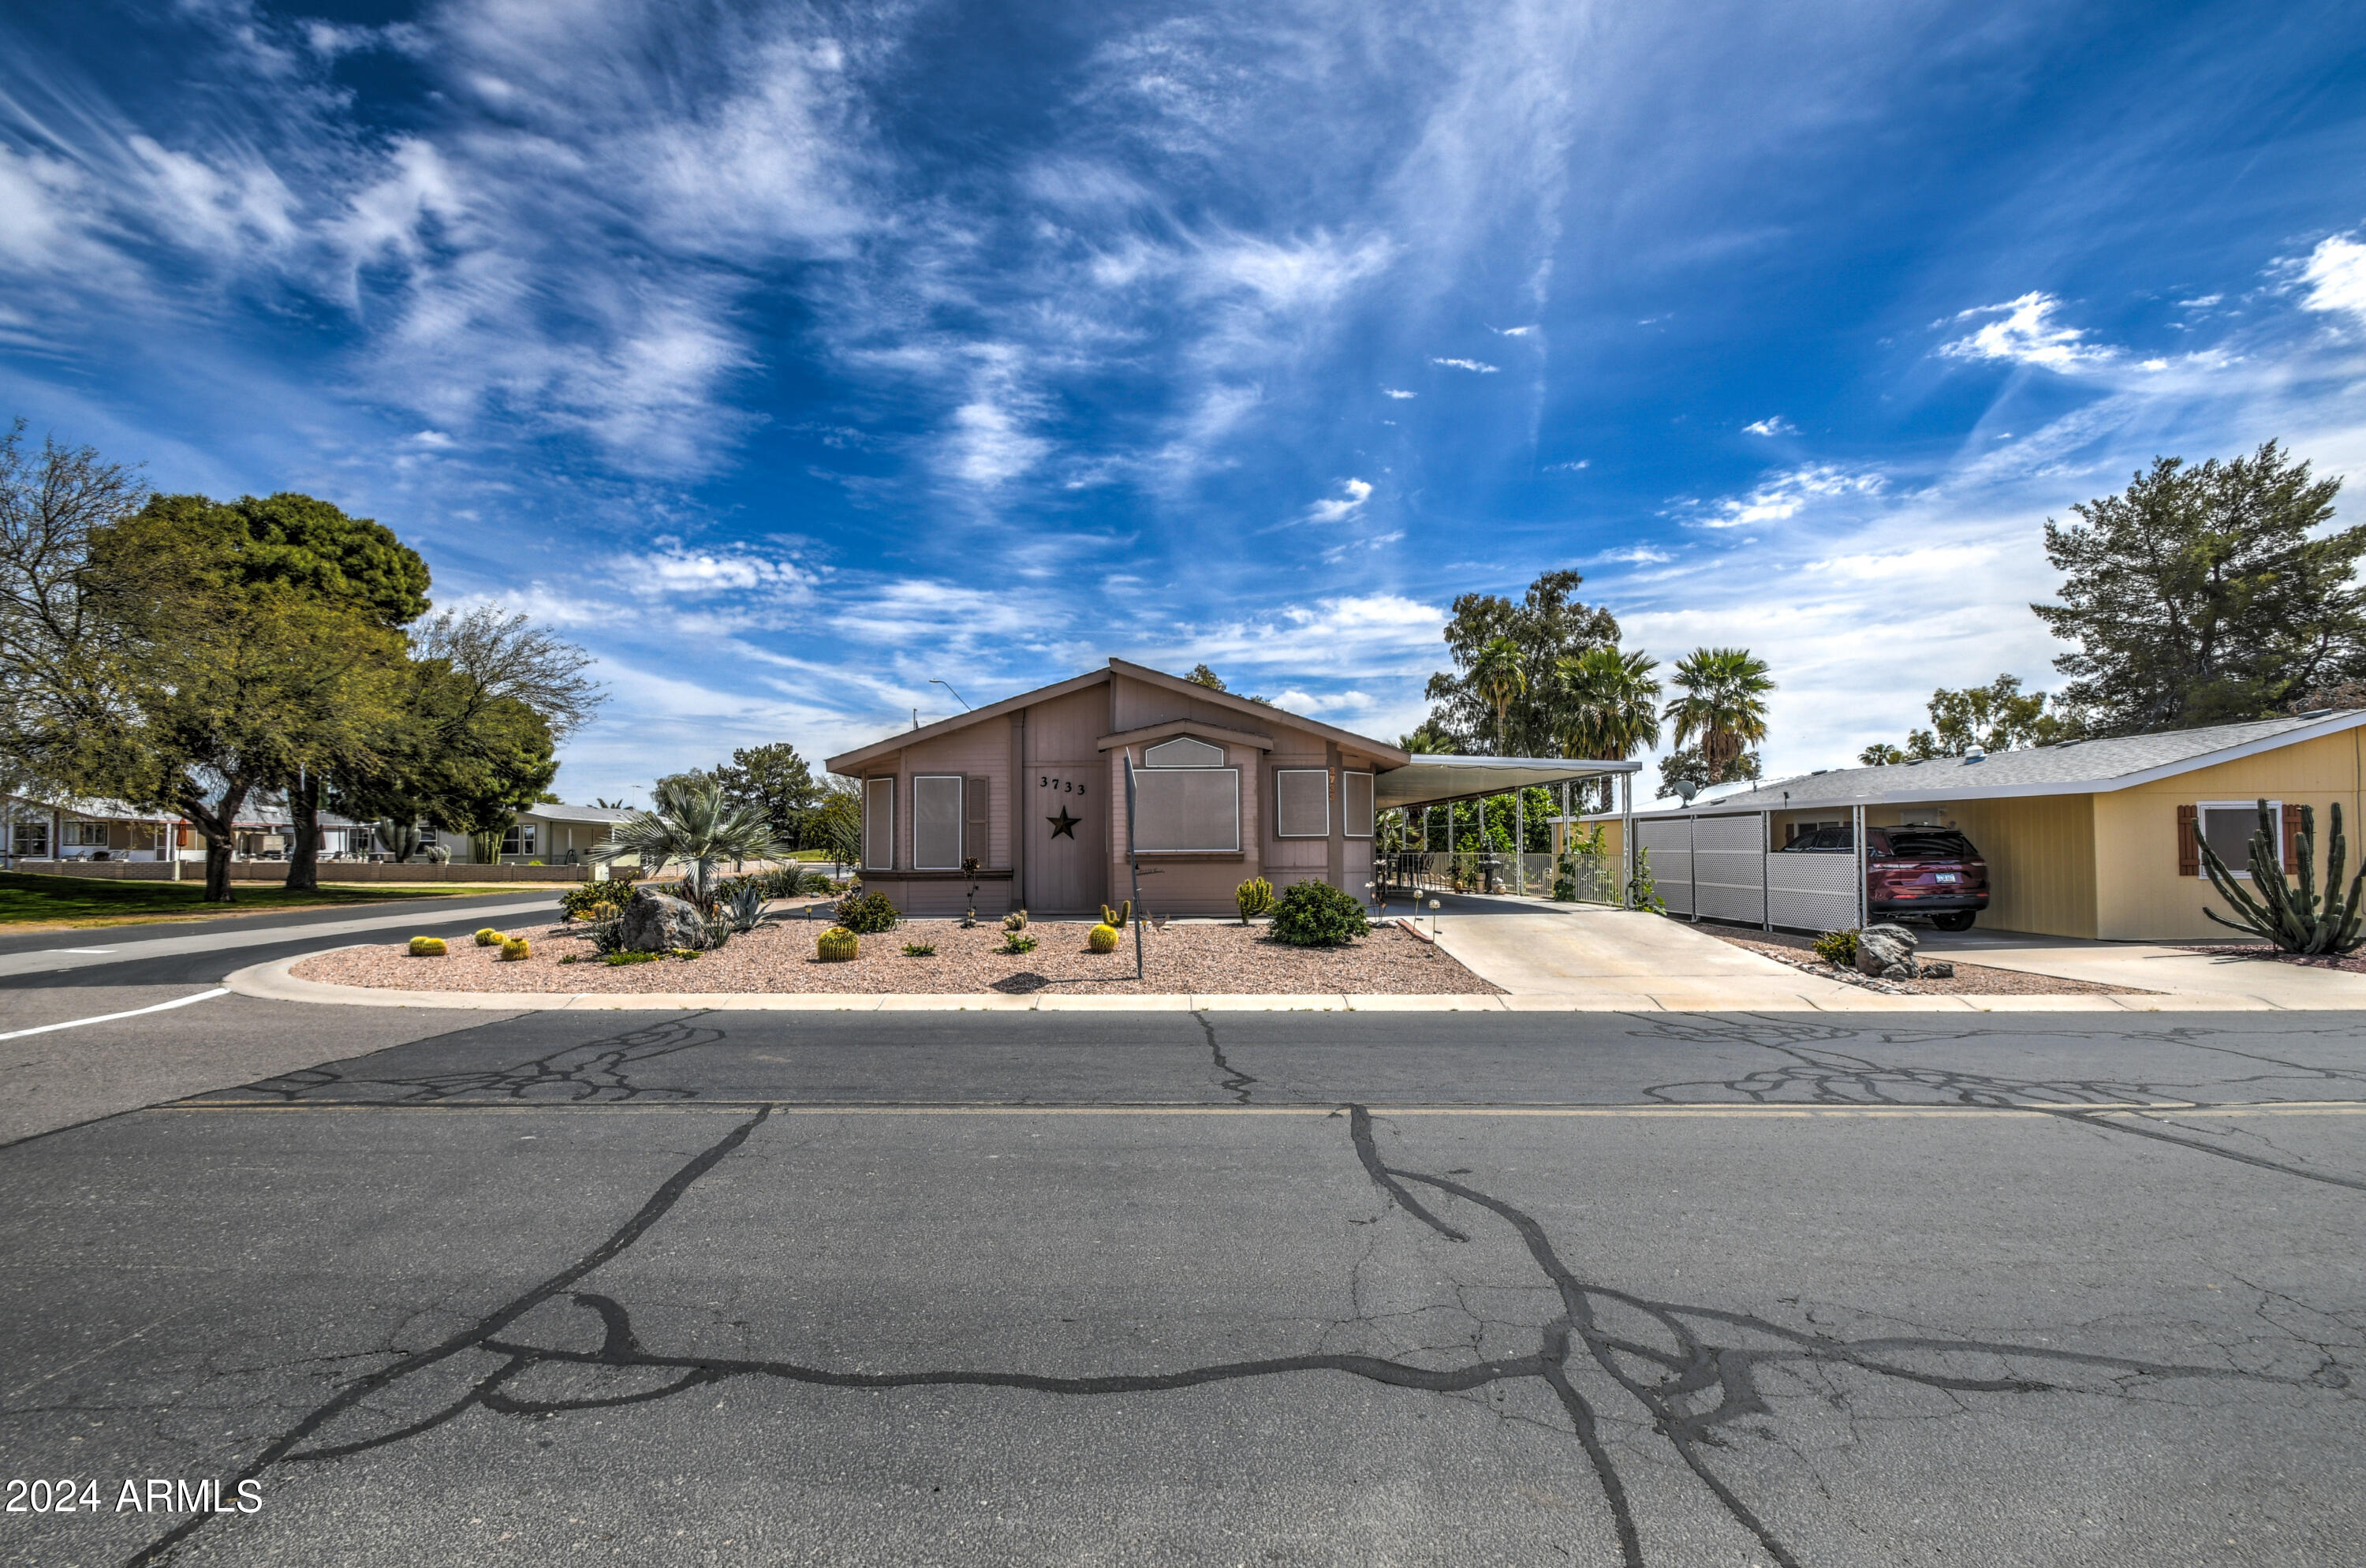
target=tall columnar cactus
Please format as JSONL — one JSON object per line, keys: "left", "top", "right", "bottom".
{"left": 2199, "top": 799, "right": 2366, "bottom": 954}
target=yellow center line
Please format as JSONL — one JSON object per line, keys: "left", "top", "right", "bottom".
{"left": 152, "top": 1099, "right": 2366, "bottom": 1118}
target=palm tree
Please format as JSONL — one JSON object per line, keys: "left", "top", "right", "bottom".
{"left": 1665, "top": 647, "right": 1775, "bottom": 784}
{"left": 598, "top": 773, "right": 786, "bottom": 907}
{"left": 1470, "top": 635, "right": 1528, "bottom": 754}
{"left": 1555, "top": 646, "right": 1662, "bottom": 760}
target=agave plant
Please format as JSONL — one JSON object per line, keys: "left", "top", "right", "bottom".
{"left": 597, "top": 775, "right": 787, "bottom": 909}
{"left": 719, "top": 879, "right": 769, "bottom": 934}
{"left": 2198, "top": 799, "right": 2366, "bottom": 954}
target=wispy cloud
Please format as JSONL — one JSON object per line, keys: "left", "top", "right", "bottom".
{"left": 1742, "top": 416, "right": 1795, "bottom": 435}
{"left": 1938, "top": 292, "right": 2114, "bottom": 369}
{"left": 1381, "top": 386, "right": 1417, "bottom": 398}
{"left": 1305, "top": 477, "right": 1374, "bottom": 523}
{"left": 1685, "top": 465, "right": 1886, "bottom": 529}
{"left": 1430, "top": 357, "right": 1499, "bottom": 373}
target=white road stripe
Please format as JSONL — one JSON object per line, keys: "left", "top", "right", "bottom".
{"left": 0, "top": 987, "right": 230, "bottom": 1041}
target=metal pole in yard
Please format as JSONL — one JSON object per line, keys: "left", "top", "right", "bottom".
{"left": 1514, "top": 789, "right": 1524, "bottom": 896}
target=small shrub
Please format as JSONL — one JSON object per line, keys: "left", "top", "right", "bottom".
{"left": 817, "top": 926, "right": 860, "bottom": 961}
{"left": 1002, "top": 908, "right": 1029, "bottom": 933}
{"left": 669, "top": 948, "right": 701, "bottom": 960}
{"left": 500, "top": 936, "right": 532, "bottom": 961}
{"left": 835, "top": 891, "right": 900, "bottom": 935}
{"left": 1812, "top": 928, "right": 1860, "bottom": 967}
{"left": 558, "top": 954, "right": 580, "bottom": 965}
{"left": 1268, "top": 881, "right": 1369, "bottom": 947}
{"left": 603, "top": 950, "right": 660, "bottom": 965}
{"left": 901, "top": 940, "right": 939, "bottom": 957}
{"left": 561, "top": 879, "right": 636, "bottom": 919}
{"left": 1235, "top": 876, "right": 1274, "bottom": 920}
{"left": 1002, "top": 931, "right": 1039, "bottom": 955}
{"left": 474, "top": 927, "right": 502, "bottom": 946}
{"left": 408, "top": 935, "right": 447, "bottom": 957}
{"left": 1088, "top": 922, "right": 1120, "bottom": 954}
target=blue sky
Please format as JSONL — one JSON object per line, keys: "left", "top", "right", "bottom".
{"left": 5, "top": 0, "right": 2365, "bottom": 804}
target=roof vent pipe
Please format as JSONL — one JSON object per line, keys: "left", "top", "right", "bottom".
{"left": 1964, "top": 745, "right": 1986, "bottom": 763}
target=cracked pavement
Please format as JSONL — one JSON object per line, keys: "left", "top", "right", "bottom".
{"left": 3, "top": 993, "right": 2364, "bottom": 1564}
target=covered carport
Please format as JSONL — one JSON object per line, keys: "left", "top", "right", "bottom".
{"left": 1375, "top": 754, "right": 1641, "bottom": 902}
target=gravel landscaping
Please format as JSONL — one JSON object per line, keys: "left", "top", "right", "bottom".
{"left": 294, "top": 913, "right": 1500, "bottom": 995}
{"left": 2185, "top": 943, "right": 2366, "bottom": 974}
{"left": 1698, "top": 925, "right": 2146, "bottom": 996}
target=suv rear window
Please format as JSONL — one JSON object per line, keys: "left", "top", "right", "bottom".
{"left": 1883, "top": 829, "right": 1978, "bottom": 861}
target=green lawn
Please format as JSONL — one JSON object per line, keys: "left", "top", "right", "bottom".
{"left": 0, "top": 870, "right": 528, "bottom": 929}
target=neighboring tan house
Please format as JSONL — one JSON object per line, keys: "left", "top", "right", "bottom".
{"left": 1586, "top": 709, "right": 2366, "bottom": 941}
{"left": 824, "top": 657, "right": 1634, "bottom": 918}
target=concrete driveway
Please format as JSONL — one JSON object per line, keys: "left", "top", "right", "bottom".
{"left": 1920, "top": 925, "right": 2366, "bottom": 1008}
{"left": 1411, "top": 894, "right": 1864, "bottom": 1009}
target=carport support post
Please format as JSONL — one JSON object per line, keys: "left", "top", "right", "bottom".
{"left": 1852, "top": 804, "right": 1868, "bottom": 928}
{"left": 1618, "top": 772, "right": 1633, "bottom": 909}
{"left": 1514, "top": 790, "right": 1524, "bottom": 895}
{"left": 1761, "top": 811, "right": 1773, "bottom": 931}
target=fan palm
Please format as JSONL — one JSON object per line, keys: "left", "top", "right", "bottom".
{"left": 1470, "top": 635, "right": 1528, "bottom": 754}
{"left": 1555, "top": 646, "right": 1662, "bottom": 760}
{"left": 1664, "top": 647, "right": 1774, "bottom": 784}
{"left": 597, "top": 774, "right": 786, "bottom": 906}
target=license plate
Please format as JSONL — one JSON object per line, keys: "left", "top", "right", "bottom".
{"left": 1935, "top": 872, "right": 1958, "bottom": 883}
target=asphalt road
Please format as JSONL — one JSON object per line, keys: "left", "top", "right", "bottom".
{"left": 2, "top": 908, "right": 2361, "bottom": 1566}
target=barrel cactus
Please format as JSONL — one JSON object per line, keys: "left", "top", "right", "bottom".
{"left": 817, "top": 925, "right": 860, "bottom": 961}
{"left": 500, "top": 936, "right": 532, "bottom": 961}
{"left": 1088, "top": 922, "right": 1121, "bottom": 954}
{"left": 408, "top": 935, "right": 447, "bottom": 957}
{"left": 2199, "top": 799, "right": 2366, "bottom": 954}
{"left": 475, "top": 928, "right": 502, "bottom": 946}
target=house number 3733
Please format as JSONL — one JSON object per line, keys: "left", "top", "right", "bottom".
{"left": 1039, "top": 776, "right": 1086, "bottom": 795}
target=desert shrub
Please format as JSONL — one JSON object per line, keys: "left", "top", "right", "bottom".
{"left": 1235, "top": 877, "right": 1274, "bottom": 920}
{"left": 817, "top": 926, "right": 860, "bottom": 961}
{"left": 500, "top": 937, "right": 532, "bottom": 961}
{"left": 1812, "top": 928, "right": 1860, "bottom": 967}
{"left": 835, "top": 891, "right": 900, "bottom": 934}
{"left": 408, "top": 935, "right": 447, "bottom": 957}
{"left": 474, "top": 927, "right": 502, "bottom": 946}
{"left": 1088, "top": 922, "right": 1120, "bottom": 954}
{"left": 1003, "top": 908, "right": 1029, "bottom": 933}
{"left": 901, "top": 940, "right": 938, "bottom": 957}
{"left": 603, "top": 950, "right": 659, "bottom": 966}
{"left": 561, "top": 880, "right": 635, "bottom": 920}
{"left": 1268, "top": 880, "right": 1369, "bottom": 947}
{"left": 1002, "top": 931, "right": 1039, "bottom": 955}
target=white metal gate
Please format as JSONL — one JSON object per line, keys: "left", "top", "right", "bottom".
{"left": 1635, "top": 818, "right": 1693, "bottom": 916}
{"left": 1693, "top": 814, "right": 1765, "bottom": 924}
{"left": 1767, "top": 850, "right": 1858, "bottom": 932}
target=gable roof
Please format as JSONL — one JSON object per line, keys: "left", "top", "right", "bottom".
{"left": 1625, "top": 709, "right": 2366, "bottom": 816}
{"left": 824, "top": 659, "right": 1410, "bottom": 774}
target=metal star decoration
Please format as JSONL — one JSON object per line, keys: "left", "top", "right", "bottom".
{"left": 1046, "top": 805, "right": 1081, "bottom": 839}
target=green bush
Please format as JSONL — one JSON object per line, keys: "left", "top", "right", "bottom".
{"left": 1268, "top": 881, "right": 1369, "bottom": 947}
{"left": 1002, "top": 931, "right": 1039, "bottom": 955}
{"left": 1088, "top": 922, "right": 1120, "bottom": 954}
{"left": 1812, "top": 928, "right": 1860, "bottom": 967}
{"left": 603, "top": 950, "right": 660, "bottom": 966}
{"left": 1235, "top": 876, "right": 1274, "bottom": 920}
{"left": 408, "top": 935, "right": 447, "bottom": 957}
{"left": 901, "top": 940, "right": 938, "bottom": 957}
{"left": 561, "top": 878, "right": 636, "bottom": 920}
{"left": 817, "top": 926, "right": 860, "bottom": 961}
{"left": 834, "top": 890, "right": 899, "bottom": 934}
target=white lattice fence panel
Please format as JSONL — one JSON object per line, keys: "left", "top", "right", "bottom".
{"left": 1692, "top": 814, "right": 1765, "bottom": 924}
{"left": 1635, "top": 819, "right": 1692, "bottom": 916}
{"left": 1767, "top": 852, "right": 1859, "bottom": 933}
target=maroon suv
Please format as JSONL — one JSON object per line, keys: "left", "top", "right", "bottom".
{"left": 1780, "top": 824, "right": 1990, "bottom": 931}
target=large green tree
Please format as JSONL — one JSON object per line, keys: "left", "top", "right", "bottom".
{"left": 714, "top": 743, "right": 819, "bottom": 846}
{"left": 80, "top": 498, "right": 411, "bottom": 900}
{"left": 1858, "top": 674, "right": 2075, "bottom": 766}
{"left": 1422, "top": 569, "right": 1620, "bottom": 755}
{"left": 2033, "top": 442, "right": 2362, "bottom": 734}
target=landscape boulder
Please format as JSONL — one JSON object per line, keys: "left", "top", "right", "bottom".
{"left": 620, "top": 887, "right": 707, "bottom": 952}
{"left": 1922, "top": 961, "right": 1956, "bottom": 979}
{"left": 1856, "top": 922, "right": 1919, "bottom": 979}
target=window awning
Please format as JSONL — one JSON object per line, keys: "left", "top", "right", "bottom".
{"left": 1376, "top": 755, "right": 1639, "bottom": 812}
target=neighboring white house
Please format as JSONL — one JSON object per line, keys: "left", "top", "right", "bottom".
{"left": 2, "top": 793, "right": 630, "bottom": 868}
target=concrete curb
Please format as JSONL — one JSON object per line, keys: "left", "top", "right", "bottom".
{"left": 222, "top": 950, "right": 2258, "bottom": 1013}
